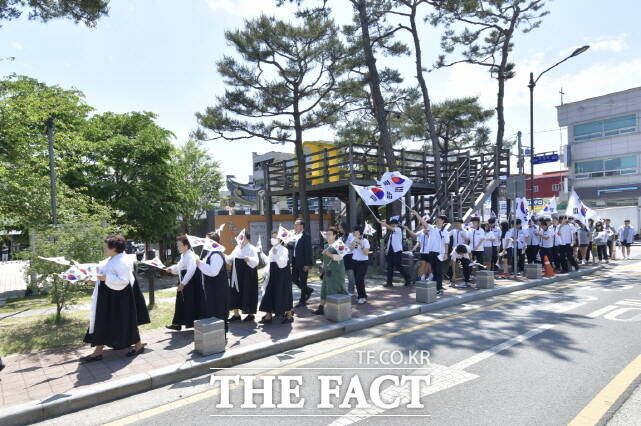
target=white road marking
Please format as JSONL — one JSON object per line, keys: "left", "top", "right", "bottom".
{"left": 326, "top": 323, "right": 556, "bottom": 426}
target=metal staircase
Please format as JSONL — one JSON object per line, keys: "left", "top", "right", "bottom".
{"left": 427, "top": 148, "right": 510, "bottom": 221}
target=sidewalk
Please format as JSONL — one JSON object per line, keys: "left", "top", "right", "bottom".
{"left": 0, "top": 264, "right": 606, "bottom": 424}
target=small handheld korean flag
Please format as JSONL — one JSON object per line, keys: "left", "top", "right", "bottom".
{"left": 71, "top": 261, "right": 98, "bottom": 279}
{"left": 256, "top": 235, "right": 263, "bottom": 252}
{"left": 214, "top": 223, "right": 225, "bottom": 236}
{"left": 235, "top": 229, "right": 246, "bottom": 246}
{"left": 38, "top": 256, "right": 71, "bottom": 266}
{"left": 278, "top": 225, "right": 296, "bottom": 244}
{"left": 566, "top": 190, "right": 595, "bottom": 225}
{"left": 331, "top": 238, "right": 349, "bottom": 258}
{"left": 363, "top": 222, "right": 376, "bottom": 236}
{"left": 59, "top": 265, "right": 87, "bottom": 282}
{"left": 202, "top": 238, "right": 225, "bottom": 252}
{"left": 320, "top": 230, "right": 328, "bottom": 240}
{"left": 186, "top": 234, "right": 207, "bottom": 247}
{"left": 141, "top": 257, "right": 166, "bottom": 269}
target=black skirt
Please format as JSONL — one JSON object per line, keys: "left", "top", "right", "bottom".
{"left": 229, "top": 258, "right": 258, "bottom": 314}
{"left": 132, "top": 279, "right": 150, "bottom": 325}
{"left": 259, "top": 261, "right": 293, "bottom": 315}
{"left": 83, "top": 281, "right": 141, "bottom": 350}
{"left": 202, "top": 254, "right": 230, "bottom": 322}
{"left": 171, "top": 269, "right": 206, "bottom": 328}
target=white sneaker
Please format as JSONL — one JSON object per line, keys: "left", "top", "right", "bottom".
{"left": 357, "top": 298, "right": 367, "bottom": 304}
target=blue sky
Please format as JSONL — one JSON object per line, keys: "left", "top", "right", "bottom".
{"left": 2, "top": 0, "right": 640, "bottom": 181}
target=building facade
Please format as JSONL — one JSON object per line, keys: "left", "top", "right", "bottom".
{"left": 557, "top": 87, "right": 641, "bottom": 209}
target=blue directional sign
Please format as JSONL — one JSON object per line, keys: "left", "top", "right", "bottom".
{"left": 532, "top": 153, "right": 559, "bottom": 164}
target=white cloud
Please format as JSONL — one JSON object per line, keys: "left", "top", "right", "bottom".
{"left": 205, "top": 0, "right": 296, "bottom": 18}
{"left": 560, "top": 34, "right": 628, "bottom": 56}
{"left": 10, "top": 41, "right": 23, "bottom": 50}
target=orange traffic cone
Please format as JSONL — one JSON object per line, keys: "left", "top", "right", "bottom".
{"left": 543, "top": 256, "right": 555, "bottom": 277}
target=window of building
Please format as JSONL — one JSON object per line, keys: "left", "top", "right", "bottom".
{"left": 574, "top": 114, "right": 636, "bottom": 141}
{"left": 532, "top": 185, "right": 539, "bottom": 193}
{"left": 575, "top": 155, "right": 637, "bottom": 179}
{"left": 552, "top": 183, "right": 561, "bottom": 191}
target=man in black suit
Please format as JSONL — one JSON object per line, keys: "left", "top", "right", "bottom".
{"left": 289, "top": 218, "right": 314, "bottom": 307}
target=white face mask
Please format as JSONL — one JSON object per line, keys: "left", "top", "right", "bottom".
{"left": 270, "top": 238, "right": 279, "bottom": 246}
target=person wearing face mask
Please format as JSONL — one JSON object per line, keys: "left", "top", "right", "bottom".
{"left": 165, "top": 235, "right": 206, "bottom": 331}
{"left": 227, "top": 231, "right": 260, "bottom": 322}
{"left": 81, "top": 235, "right": 148, "bottom": 362}
{"left": 195, "top": 232, "right": 230, "bottom": 334}
{"left": 259, "top": 232, "right": 294, "bottom": 324}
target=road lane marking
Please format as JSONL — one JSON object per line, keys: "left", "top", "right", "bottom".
{"left": 330, "top": 323, "right": 556, "bottom": 425}
{"left": 106, "top": 277, "right": 602, "bottom": 425}
{"left": 568, "top": 353, "right": 641, "bottom": 426}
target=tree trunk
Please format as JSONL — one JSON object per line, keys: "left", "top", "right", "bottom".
{"left": 292, "top": 93, "right": 311, "bottom": 227}
{"left": 409, "top": 4, "right": 442, "bottom": 189}
{"left": 354, "top": 0, "right": 396, "bottom": 172}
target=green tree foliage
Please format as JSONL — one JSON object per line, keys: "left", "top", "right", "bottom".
{"left": 66, "top": 112, "right": 181, "bottom": 243}
{"left": 0, "top": 75, "right": 108, "bottom": 228}
{"left": 0, "top": 0, "right": 109, "bottom": 27}
{"left": 23, "top": 221, "right": 115, "bottom": 323}
{"left": 429, "top": 0, "right": 549, "bottom": 164}
{"left": 195, "top": 11, "right": 344, "bottom": 227}
{"left": 402, "top": 96, "right": 494, "bottom": 155}
{"left": 174, "top": 140, "right": 223, "bottom": 233}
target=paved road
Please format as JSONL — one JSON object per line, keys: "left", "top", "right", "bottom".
{"left": 38, "top": 261, "right": 641, "bottom": 426}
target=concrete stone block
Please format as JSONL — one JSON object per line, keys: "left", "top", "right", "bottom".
{"left": 416, "top": 280, "right": 436, "bottom": 289}
{"left": 325, "top": 293, "right": 352, "bottom": 322}
{"left": 475, "top": 270, "right": 495, "bottom": 289}
{"left": 416, "top": 287, "right": 437, "bottom": 304}
{"left": 525, "top": 263, "right": 542, "bottom": 279}
{"left": 194, "top": 317, "right": 225, "bottom": 333}
{"left": 194, "top": 328, "right": 226, "bottom": 356}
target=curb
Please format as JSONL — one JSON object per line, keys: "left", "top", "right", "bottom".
{"left": 0, "top": 266, "right": 603, "bottom": 425}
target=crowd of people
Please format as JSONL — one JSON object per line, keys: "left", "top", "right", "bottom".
{"left": 79, "top": 214, "right": 636, "bottom": 362}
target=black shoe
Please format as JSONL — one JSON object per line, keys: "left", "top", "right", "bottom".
{"left": 228, "top": 315, "right": 241, "bottom": 322}
{"left": 259, "top": 316, "right": 272, "bottom": 324}
{"left": 80, "top": 354, "right": 103, "bottom": 363}
{"left": 404, "top": 281, "right": 413, "bottom": 287}
{"left": 243, "top": 315, "right": 255, "bottom": 322}
{"left": 436, "top": 290, "right": 443, "bottom": 295}
{"left": 165, "top": 324, "right": 181, "bottom": 331}
{"left": 383, "top": 283, "right": 393, "bottom": 287}
{"left": 125, "top": 346, "right": 146, "bottom": 358}
{"left": 304, "top": 287, "right": 314, "bottom": 301}
{"left": 281, "top": 317, "right": 294, "bottom": 324}
{"left": 312, "top": 306, "right": 324, "bottom": 315}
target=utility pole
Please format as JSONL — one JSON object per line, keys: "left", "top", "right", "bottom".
{"left": 46, "top": 117, "right": 58, "bottom": 225}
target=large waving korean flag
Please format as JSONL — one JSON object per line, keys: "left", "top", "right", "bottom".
{"left": 378, "top": 171, "right": 413, "bottom": 201}
{"left": 566, "top": 190, "right": 596, "bottom": 225}
{"left": 352, "top": 183, "right": 388, "bottom": 206}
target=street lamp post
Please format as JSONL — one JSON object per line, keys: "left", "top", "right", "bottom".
{"left": 528, "top": 45, "right": 589, "bottom": 207}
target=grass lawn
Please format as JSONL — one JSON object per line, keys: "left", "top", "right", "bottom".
{"left": 0, "top": 290, "right": 94, "bottom": 315}
{"left": 0, "top": 302, "right": 175, "bottom": 356}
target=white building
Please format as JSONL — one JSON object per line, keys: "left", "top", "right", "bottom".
{"left": 557, "top": 87, "right": 641, "bottom": 216}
